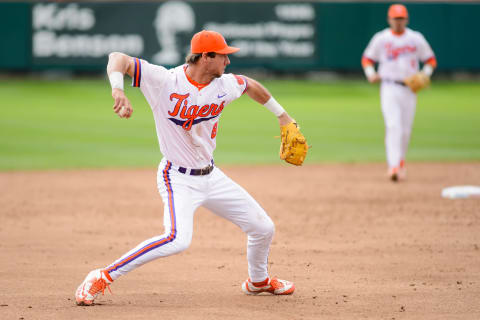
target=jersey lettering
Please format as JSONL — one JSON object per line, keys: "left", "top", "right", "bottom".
{"left": 385, "top": 43, "right": 417, "bottom": 60}
{"left": 211, "top": 122, "right": 218, "bottom": 139}
{"left": 168, "top": 93, "right": 190, "bottom": 116}
{"left": 169, "top": 93, "right": 225, "bottom": 131}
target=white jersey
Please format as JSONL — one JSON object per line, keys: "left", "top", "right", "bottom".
{"left": 132, "top": 58, "right": 248, "bottom": 168}
{"left": 363, "top": 28, "right": 435, "bottom": 81}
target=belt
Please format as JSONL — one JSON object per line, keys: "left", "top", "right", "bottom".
{"left": 177, "top": 160, "right": 215, "bottom": 176}
{"left": 383, "top": 79, "right": 407, "bottom": 87}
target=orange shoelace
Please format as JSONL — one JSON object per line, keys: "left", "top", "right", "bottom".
{"left": 270, "top": 278, "right": 284, "bottom": 289}
{"left": 88, "top": 278, "right": 112, "bottom": 296}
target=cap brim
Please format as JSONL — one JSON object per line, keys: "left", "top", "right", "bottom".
{"left": 215, "top": 46, "right": 240, "bottom": 54}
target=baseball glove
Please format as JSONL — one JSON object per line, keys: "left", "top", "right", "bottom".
{"left": 404, "top": 72, "right": 430, "bottom": 93}
{"left": 279, "top": 122, "right": 308, "bottom": 166}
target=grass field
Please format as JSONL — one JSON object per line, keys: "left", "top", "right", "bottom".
{"left": 0, "top": 78, "right": 479, "bottom": 170}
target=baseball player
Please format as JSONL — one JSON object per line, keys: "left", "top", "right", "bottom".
{"left": 75, "top": 30, "right": 307, "bottom": 306}
{"left": 362, "top": 4, "right": 437, "bottom": 181}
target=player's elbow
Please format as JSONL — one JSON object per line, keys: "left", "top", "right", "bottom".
{"left": 109, "top": 52, "right": 123, "bottom": 59}
{"left": 108, "top": 52, "right": 130, "bottom": 64}
{"left": 107, "top": 52, "right": 134, "bottom": 76}
{"left": 361, "top": 56, "right": 375, "bottom": 68}
{"left": 425, "top": 57, "right": 437, "bottom": 69}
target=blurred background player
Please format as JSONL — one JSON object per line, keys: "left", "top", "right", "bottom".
{"left": 361, "top": 4, "right": 437, "bottom": 181}
{"left": 74, "top": 30, "right": 301, "bottom": 306}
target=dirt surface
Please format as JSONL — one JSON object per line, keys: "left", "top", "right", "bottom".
{"left": 1, "top": 163, "right": 479, "bottom": 320}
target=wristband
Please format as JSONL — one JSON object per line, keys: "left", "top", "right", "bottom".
{"left": 109, "top": 71, "right": 124, "bottom": 91}
{"left": 422, "top": 64, "right": 434, "bottom": 77}
{"left": 364, "top": 65, "right": 376, "bottom": 79}
{"left": 263, "top": 96, "right": 285, "bottom": 117}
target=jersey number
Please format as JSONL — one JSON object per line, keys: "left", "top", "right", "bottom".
{"left": 411, "top": 59, "right": 417, "bottom": 69}
{"left": 211, "top": 122, "right": 218, "bottom": 139}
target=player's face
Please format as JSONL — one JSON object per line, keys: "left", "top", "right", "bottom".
{"left": 388, "top": 17, "right": 408, "bottom": 33}
{"left": 207, "top": 54, "right": 230, "bottom": 78}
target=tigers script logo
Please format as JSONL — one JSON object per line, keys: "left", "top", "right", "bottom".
{"left": 168, "top": 93, "right": 225, "bottom": 130}
{"left": 385, "top": 43, "right": 416, "bottom": 60}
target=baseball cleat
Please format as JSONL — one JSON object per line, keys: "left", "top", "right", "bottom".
{"left": 75, "top": 269, "right": 113, "bottom": 306}
{"left": 388, "top": 167, "right": 399, "bottom": 182}
{"left": 242, "top": 277, "right": 295, "bottom": 295}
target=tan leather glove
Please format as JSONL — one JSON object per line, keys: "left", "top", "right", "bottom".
{"left": 279, "top": 122, "right": 308, "bottom": 166}
{"left": 404, "top": 72, "right": 430, "bottom": 93}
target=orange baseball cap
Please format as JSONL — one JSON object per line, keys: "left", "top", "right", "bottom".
{"left": 191, "top": 30, "right": 239, "bottom": 54}
{"left": 388, "top": 4, "right": 408, "bottom": 18}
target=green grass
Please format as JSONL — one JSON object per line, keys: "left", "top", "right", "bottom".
{"left": 0, "top": 78, "right": 479, "bottom": 170}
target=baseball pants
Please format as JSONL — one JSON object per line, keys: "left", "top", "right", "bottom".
{"left": 380, "top": 82, "right": 417, "bottom": 169}
{"left": 105, "top": 158, "right": 274, "bottom": 283}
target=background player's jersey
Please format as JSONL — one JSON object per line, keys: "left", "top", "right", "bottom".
{"left": 132, "top": 58, "right": 247, "bottom": 168}
{"left": 363, "top": 28, "right": 435, "bottom": 81}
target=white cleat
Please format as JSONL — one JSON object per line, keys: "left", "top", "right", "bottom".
{"left": 75, "top": 269, "right": 113, "bottom": 306}
{"left": 242, "top": 277, "right": 295, "bottom": 295}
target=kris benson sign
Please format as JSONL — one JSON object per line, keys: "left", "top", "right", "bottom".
{"left": 32, "top": 1, "right": 318, "bottom": 70}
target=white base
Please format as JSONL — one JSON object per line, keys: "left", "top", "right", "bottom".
{"left": 441, "top": 185, "right": 480, "bottom": 199}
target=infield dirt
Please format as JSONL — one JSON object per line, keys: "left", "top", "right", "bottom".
{"left": 1, "top": 163, "right": 479, "bottom": 320}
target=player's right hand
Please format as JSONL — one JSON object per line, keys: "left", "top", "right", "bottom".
{"left": 112, "top": 88, "right": 133, "bottom": 118}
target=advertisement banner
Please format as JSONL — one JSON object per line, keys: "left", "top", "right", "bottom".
{"left": 31, "top": 1, "right": 318, "bottom": 70}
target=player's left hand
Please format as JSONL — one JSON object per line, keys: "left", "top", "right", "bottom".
{"left": 112, "top": 88, "right": 133, "bottom": 118}
{"left": 279, "top": 121, "right": 308, "bottom": 166}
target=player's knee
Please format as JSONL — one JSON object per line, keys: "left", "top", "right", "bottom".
{"left": 264, "top": 219, "right": 275, "bottom": 238}
{"left": 253, "top": 216, "right": 275, "bottom": 239}
{"left": 173, "top": 241, "right": 191, "bottom": 253}
{"left": 170, "top": 232, "right": 192, "bottom": 253}
{"left": 386, "top": 124, "right": 401, "bottom": 131}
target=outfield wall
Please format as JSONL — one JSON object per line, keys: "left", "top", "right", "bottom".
{"left": 1, "top": 1, "right": 478, "bottom": 72}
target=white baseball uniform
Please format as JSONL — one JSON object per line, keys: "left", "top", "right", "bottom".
{"left": 363, "top": 28, "right": 435, "bottom": 169}
{"left": 105, "top": 58, "right": 274, "bottom": 283}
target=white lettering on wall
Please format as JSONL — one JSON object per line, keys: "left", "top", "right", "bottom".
{"left": 32, "top": 3, "right": 144, "bottom": 58}
{"left": 34, "top": 31, "right": 143, "bottom": 58}
{"left": 204, "top": 22, "right": 313, "bottom": 40}
{"left": 33, "top": 3, "right": 95, "bottom": 31}
{"left": 203, "top": 4, "right": 316, "bottom": 59}
{"left": 231, "top": 40, "right": 314, "bottom": 58}
{"left": 275, "top": 4, "right": 315, "bottom": 21}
